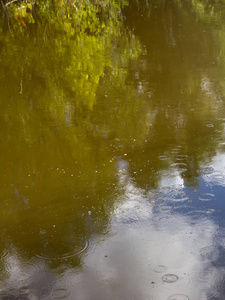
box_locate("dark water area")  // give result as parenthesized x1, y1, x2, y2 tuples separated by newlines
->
(1, 0, 225, 299)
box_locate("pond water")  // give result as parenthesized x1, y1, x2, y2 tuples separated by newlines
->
(1, 0, 225, 299)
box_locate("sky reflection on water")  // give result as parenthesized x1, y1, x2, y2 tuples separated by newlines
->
(67, 161, 225, 300)
(1, 159, 225, 300)
(2, 0, 225, 298)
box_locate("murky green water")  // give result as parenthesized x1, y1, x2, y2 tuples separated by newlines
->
(1, 0, 225, 299)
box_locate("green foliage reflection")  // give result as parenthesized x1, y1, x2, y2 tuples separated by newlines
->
(0, 0, 142, 268)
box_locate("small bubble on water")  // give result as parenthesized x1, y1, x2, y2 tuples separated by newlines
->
(168, 294, 189, 300)
(160, 206, 171, 212)
(158, 155, 168, 160)
(171, 149, 181, 153)
(171, 162, 187, 169)
(199, 193, 215, 201)
(162, 274, 179, 283)
(19, 286, 29, 294)
(176, 155, 188, 161)
(154, 265, 167, 273)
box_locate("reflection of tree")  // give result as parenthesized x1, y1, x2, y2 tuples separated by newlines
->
(1, 0, 225, 285)
(0, 0, 143, 273)
(122, 0, 225, 189)
(1, 0, 126, 34)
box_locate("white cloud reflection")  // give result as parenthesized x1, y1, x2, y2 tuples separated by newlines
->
(2, 159, 225, 300)
(64, 160, 225, 300)
(202, 150, 225, 187)
(159, 169, 184, 190)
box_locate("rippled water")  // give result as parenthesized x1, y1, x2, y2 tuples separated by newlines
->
(1, 0, 225, 299)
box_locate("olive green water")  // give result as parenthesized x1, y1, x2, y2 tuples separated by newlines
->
(1, 0, 225, 299)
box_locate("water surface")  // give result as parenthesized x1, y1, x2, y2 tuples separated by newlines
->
(1, 0, 225, 299)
